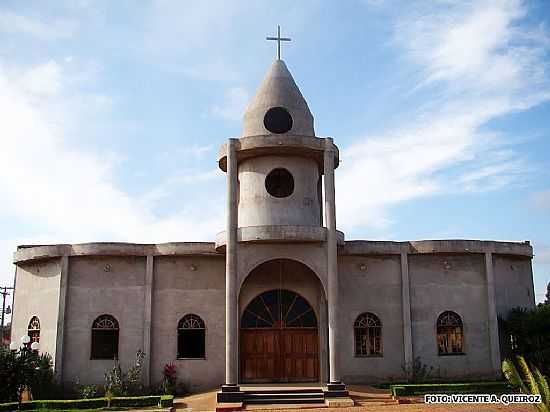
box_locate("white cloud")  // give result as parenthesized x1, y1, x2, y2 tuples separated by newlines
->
(0, 59, 224, 286)
(20, 60, 62, 96)
(337, 0, 550, 234)
(0, 10, 77, 39)
(211, 87, 250, 122)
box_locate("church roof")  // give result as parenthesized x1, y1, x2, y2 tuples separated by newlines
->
(242, 59, 315, 137)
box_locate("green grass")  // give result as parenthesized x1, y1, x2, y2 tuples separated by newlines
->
(389, 381, 513, 397)
(0, 395, 173, 411)
(32, 409, 161, 412)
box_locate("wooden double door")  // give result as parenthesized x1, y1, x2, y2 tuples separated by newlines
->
(240, 289, 319, 382)
(241, 328, 319, 382)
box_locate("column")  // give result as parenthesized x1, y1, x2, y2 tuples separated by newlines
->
(319, 294, 329, 382)
(54, 255, 69, 382)
(324, 138, 341, 385)
(485, 252, 501, 375)
(400, 252, 413, 378)
(142, 255, 154, 386)
(224, 138, 239, 388)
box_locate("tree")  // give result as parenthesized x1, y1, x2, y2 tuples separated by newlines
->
(545, 282, 550, 305)
(503, 305, 550, 375)
(0, 346, 40, 404)
(502, 355, 549, 412)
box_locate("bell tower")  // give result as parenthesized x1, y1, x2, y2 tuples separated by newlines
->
(237, 59, 323, 228)
(217, 29, 346, 402)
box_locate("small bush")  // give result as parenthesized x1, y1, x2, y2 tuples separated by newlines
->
(160, 395, 174, 407)
(104, 350, 146, 397)
(78, 384, 100, 399)
(161, 363, 177, 395)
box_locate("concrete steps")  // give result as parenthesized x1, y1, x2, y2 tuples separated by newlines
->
(242, 388, 325, 405)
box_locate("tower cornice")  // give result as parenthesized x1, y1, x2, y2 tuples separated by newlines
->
(218, 135, 339, 173)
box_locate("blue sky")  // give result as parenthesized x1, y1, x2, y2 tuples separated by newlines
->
(0, 0, 549, 306)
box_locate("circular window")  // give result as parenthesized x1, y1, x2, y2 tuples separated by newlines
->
(263, 107, 293, 134)
(265, 168, 294, 198)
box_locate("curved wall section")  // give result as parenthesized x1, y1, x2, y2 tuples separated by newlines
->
(238, 156, 321, 227)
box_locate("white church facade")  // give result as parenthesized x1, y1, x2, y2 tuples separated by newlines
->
(10, 58, 535, 399)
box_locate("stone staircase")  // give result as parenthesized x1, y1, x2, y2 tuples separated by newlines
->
(242, 388, 325, 405)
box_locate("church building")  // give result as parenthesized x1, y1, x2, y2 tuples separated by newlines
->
(10, 55, 535, 401)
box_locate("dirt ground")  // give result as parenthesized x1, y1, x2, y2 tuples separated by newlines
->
(172, 387, 538, 412)
(257, 405, 536, 412)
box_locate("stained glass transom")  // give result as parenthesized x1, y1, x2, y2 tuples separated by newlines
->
(28, 316, 40, 331)
(241, 289, 317, 329)
(92, 314, 119, 330)
(178, 314, 205, 329)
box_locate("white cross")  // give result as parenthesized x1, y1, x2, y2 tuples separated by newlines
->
(266, 25, 291, 60)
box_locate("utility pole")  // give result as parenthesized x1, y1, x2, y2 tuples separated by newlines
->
(1, 286, 14, 347)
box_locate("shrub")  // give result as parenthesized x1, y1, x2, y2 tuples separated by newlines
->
(0, 395, 174, 411)
(104, 350, 146, 397)
(401, 356, 435, 382)
(502, 305, 550, 375)
(0, 346, 53, 403)
(78, 384, 99, 399)
(162, 363, 177, 395)
(29, 353, 62, 400)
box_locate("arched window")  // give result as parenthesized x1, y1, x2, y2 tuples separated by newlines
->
(437, 311, 464, 355)
(354, 312, 382, 357)
(28, 316, 40, 343)
(91, 314, 119, 359)
(178, 314, 205, 359)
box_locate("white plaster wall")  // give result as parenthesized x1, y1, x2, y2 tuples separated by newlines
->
(237, 243, 327, 296)
(238, 156, 321, 227)
(409, 254, 493, 379)
(338, 255, 405, 382)
(11, 259, 61, 361)
(62, 256, 146, 385)
(493, 255, 535, 316)
(151, 256, 225, 392)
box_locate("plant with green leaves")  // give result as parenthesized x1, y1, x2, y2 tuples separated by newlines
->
(502, 355, 549, 412)
(401, 356, 435, 382)
(104, 350, 146, 397)
(29, 353, 61, 400)
(503, 305, 550, 375)
(161, 363, 177, 395)
(0, 346, 43, 404)
(104, 360, 124, 396)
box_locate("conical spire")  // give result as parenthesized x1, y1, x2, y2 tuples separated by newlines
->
(242, 60, 315, 137)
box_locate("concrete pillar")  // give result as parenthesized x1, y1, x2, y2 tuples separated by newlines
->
(54, 255, 69, 382)
(225, 138, 239, 387)
(485, 252, 501, 375)
(324, 138, 340, 384)
(143, 255, 154, 386)
(400, 252, 413, 377)
(319, 294, 329, 382)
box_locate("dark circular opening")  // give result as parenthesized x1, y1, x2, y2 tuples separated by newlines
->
(263, 107, 293, 134)
(265, 168, 294, 198)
